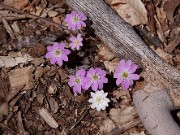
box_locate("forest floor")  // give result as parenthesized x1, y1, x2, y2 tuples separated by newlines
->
(0, 0, 179, 135)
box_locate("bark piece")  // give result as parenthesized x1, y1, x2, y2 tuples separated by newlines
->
(8, 66, 35, 90)
(39, 108, 59, 128)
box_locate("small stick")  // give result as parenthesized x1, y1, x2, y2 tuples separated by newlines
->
(0, 3, 66, 30)
(0, 122, 17, 134)
(69, 107, 90, 131)
(2, 18, 15, 39)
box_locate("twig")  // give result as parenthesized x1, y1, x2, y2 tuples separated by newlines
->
(0, 122, 17, 134)
(2, 18, 15, 39)
(69, 107, 90, 131)
(0, 3, 66, 30)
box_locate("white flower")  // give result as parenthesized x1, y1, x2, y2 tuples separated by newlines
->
(88, 90, 110, 111)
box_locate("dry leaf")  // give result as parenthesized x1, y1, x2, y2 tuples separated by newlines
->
(104, 58, 119, 73)
(110, 107, 137, 126)
(128, 128, 147, 135)
(48, 11, 58, 17)
(98, 44, 116, 62)
(154, 16, 167, 43)
(53, 16, 61, 24)
(151, 46, 173, 65)
(164, 0, 180, 24)
(0, 52, 33, 68)
(8, 66, 35, 90)
(0, 102, 8, 116)
(35, 6, 43, 16)
(3, 0, 29, 10)
(39, 108, 59, 128)
(113, 0, 148, 26)
(156, 7, 169, 34)
(165, 34, 180, 53)
(99, 119, 116, 133)
(49, 97, 59, 113)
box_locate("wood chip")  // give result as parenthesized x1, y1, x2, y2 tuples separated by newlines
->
(39, 108, 59, 128)
(8, 66, 35, 90)
(48, 10, 58, 17)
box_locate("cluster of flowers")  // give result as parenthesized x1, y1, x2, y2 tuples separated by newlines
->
(45, 11, 140, 111)
(45, 11, 87, 66)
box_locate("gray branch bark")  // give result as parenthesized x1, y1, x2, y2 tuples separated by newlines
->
(66, 0, 180, 135)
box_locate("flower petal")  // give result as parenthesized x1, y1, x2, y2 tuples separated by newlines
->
(129, 64, 138, 73)
(121, 79, 130, 90)
(76, 69, 85, 76)
(116, 78, 122, 86)
(130, 74, 140, 80)
(92, 83, 98, 91)
(125, 60, 132, 70)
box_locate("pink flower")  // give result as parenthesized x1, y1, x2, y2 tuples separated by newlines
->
(69, 34, 83, 50)
(86, 68, 108, 91)
(114, 59, 140, 90)
(68, 69, 90, 94)
(45, 42, 71, 66)
(64, 11, 87, 31)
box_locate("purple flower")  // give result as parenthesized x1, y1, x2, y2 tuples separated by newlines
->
(114, 59, 140, 90)
(64, 11, 87, 31)
(86, 68, 108, 91)
(69, 34, 83, 50)
(68, 69, 90, 94)
(45, 42, 71, 66)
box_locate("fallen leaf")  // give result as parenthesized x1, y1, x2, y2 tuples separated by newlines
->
(156, 7, 169, 34)
(0, 102, 8, 116)
(98, 44, 116, 62)
(8, 66, 35, 90)
(110, 107, 137, 126)
(53, 15, 61, 24)
(165, 34, 180, 53)
(0, 52, 33, 68)
(128, 128, 147, 135)
(48, 11, 58, 17)
(104, 58, 119, 73)
(49, 97, 59, 113)
(113, 0, 148, 26)
(164, 0, 180, 24)
(3, 0, 29, 10)
(154, 16, 167, 43)
(151, 46, 173, 65)
(99, 119, 116, 133)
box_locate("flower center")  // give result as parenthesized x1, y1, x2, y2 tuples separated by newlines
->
(92, 74, 99, 81)
(54, 50, 61, 55)
(74, 39, 80, 45)
(75, 77, 80, 84)
(73, 17, 79, 22)
(122, 71, 129, 78)
(96, 97, 102, 104)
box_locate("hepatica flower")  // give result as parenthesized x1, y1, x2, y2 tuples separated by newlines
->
(69, 34, 83, 50)
(45, 42, 71, 66)
(88, 90, 110, 111)
(114, 59, 140, 90)
(68, 69, 90, 94)
(86, 68, 108, 91)
(64, 11, 87, 31)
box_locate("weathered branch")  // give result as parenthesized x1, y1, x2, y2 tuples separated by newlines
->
(66, 0, 180, 135)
